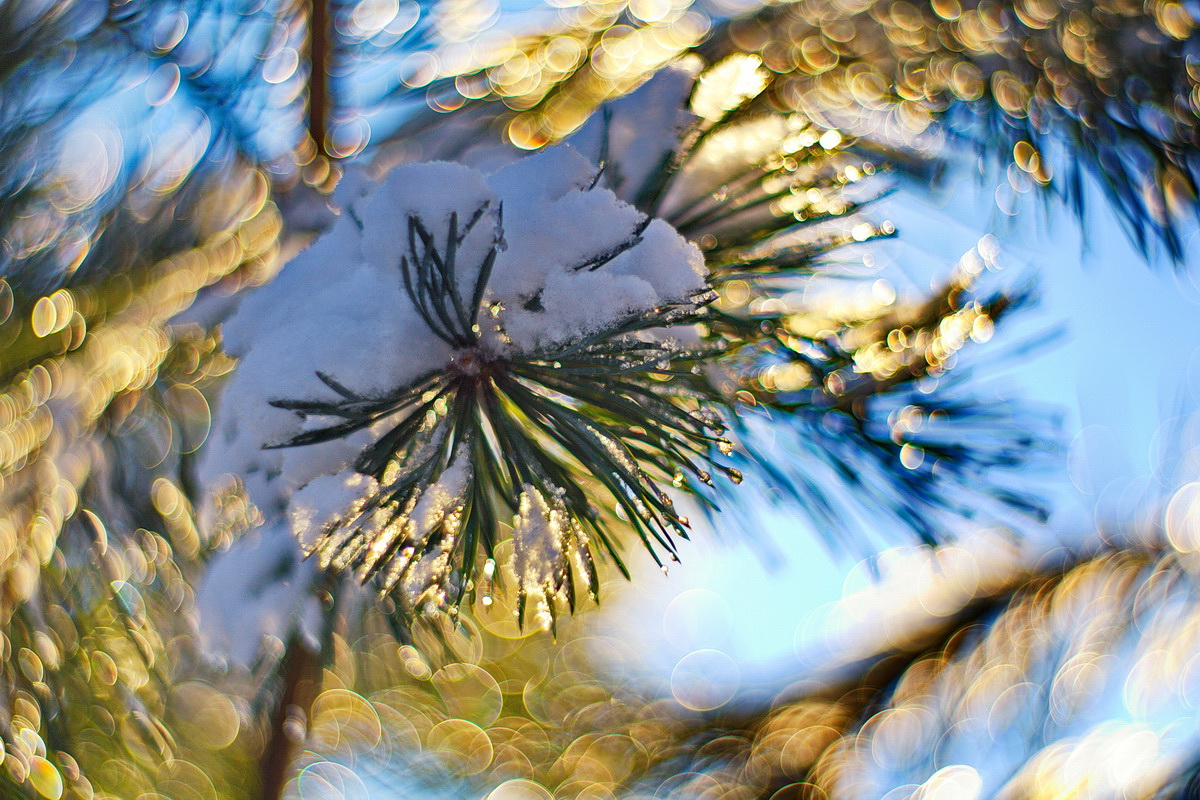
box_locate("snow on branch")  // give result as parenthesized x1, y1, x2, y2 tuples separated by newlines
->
(200, 145, 741, 629)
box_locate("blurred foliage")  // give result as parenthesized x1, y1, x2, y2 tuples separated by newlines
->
(417, 0, 1200, 257)
(0, 203, 275, 797)
(0, 11, 291, 794)
(247, 529, 1200, 799)
(0, 0, 1197, 797)
(698, 0, 1200, 259)
(0, 0, 304, 294)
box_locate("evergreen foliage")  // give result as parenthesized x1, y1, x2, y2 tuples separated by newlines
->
(0, 0, 1196, 798)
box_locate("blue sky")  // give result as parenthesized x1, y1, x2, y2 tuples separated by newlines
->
(597, 153, 1200, 697)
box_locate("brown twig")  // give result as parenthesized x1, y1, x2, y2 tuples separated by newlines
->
(258, 634, 322, 800)
(307, 0, 331, 159)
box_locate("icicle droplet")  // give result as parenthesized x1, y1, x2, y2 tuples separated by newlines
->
(481, 595, 493, 606)
(698, 470, 712, 485)
(483, 558, 496, 577)
(660, 565, 669, 575)
(727, 468, 744, 484)
(672, 473, 684, 487)
(553, 361, 561, 369)
(718, 439, 733, 456)
(678, 516, 690, 527)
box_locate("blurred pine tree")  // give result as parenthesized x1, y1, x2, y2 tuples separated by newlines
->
(0, 0, 1197, 798)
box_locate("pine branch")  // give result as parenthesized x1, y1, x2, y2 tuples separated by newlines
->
(266, 200, 735, 626)
(697, 0, 1200, 260)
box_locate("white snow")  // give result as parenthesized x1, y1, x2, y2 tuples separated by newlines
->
(195, 520, 323, 668)
(512, 485, 567, 589)
(405, 449, 473, 541)
(289, 472, 376, 550)
(568, 60, 700, 204)
(481, 146, 706, 354)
